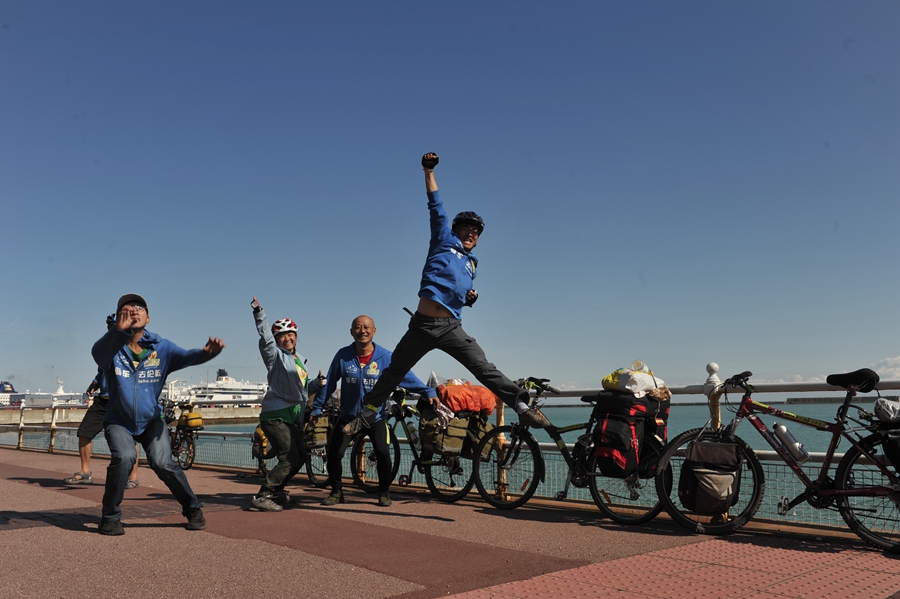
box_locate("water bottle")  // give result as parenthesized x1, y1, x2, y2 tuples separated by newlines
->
(773, 423, 809, 464)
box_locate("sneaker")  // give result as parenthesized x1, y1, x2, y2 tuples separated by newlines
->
(519, 407, 550, 429)
(321, 490, 344, 506)
(99, 519, 124, 536)
(271, 490, 293, 506)
(250, 495, 283, 512)
(377, 491, 392, 507)
(185, 508, 206, 530)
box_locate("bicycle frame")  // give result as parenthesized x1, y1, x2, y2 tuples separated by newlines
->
(723, 388, 899, 508)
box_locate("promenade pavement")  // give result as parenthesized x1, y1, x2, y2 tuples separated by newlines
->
(2, 447, 900, 599)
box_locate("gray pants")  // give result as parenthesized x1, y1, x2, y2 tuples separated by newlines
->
(364, 312, 527, 410)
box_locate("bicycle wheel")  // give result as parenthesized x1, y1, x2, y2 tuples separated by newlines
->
(350, 427, 400, 494)
(590, 435, 667, 525)
(835, 433, 900, 553)
(305, 445, 329, 488)
(174, 433, 196, 470)
(655, 428, 764, 534)
(424, 451, 476, 503)
(473, 425, 542, 509)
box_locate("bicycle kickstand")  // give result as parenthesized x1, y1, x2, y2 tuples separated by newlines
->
(555, 472, 573, 501)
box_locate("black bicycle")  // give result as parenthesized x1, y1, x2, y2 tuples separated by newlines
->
(162, 399, 201, 470)
(350, 390, 482, 502)
(472, 377, 670, 524)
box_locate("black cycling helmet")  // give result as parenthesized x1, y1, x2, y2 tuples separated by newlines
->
(452, 211, 485, 235)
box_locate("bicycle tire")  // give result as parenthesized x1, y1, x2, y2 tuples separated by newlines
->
(655, 427, 764, 534)
(835, 433, 900, 553)
(424, 451, 476, 503)
(590, 435, 667, 525)
(350, 427, 400, 494)
(473, 425, 541, 509)
(175, 433, 196, 470)
(305, 445, 329, 488)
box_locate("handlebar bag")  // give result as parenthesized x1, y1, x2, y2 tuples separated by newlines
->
(678, 440, 743, 515)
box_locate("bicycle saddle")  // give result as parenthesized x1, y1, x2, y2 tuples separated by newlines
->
(826, 368, 879, 393)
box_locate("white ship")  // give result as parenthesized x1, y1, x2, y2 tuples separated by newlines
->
(7, 378, 86, 407)
(184, 369, 267, 406)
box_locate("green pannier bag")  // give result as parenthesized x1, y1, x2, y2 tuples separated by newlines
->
(304, 414, 330, 448)
(419, 403, 468, 456)
(461, 419, 495, 460)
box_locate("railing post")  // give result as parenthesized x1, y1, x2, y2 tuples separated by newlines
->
(17, 404, 26, 449)
(705, 362, 722, 429)
(49, 403, 59, 453)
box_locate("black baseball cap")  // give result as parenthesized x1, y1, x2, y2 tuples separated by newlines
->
(117, 293, 148, 313)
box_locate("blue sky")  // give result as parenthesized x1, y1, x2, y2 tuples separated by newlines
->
(2, 1, 898, 395)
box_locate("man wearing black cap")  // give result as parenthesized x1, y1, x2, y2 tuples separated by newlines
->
(91, 293, 225, 535)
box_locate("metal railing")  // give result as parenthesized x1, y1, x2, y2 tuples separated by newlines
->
(3, 362, 899, 531)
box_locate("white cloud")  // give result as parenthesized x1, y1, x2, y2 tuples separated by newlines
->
(872, 357, 900, 380)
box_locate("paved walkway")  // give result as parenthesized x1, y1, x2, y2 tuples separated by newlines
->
(2, 447, 899, 599)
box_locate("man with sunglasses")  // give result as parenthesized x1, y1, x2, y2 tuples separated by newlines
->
(345, 153, 548, 437)
(91, 293, 225, 535)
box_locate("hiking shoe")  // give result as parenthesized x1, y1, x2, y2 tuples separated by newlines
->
(519, 407, 550, 429)
(250, 495, 283, 512)
(321, 490, 344, 506)
(377, 491, 392, 507)
(271, 490, 293, 505)
(99, 519, 124, 536)
(185, 508, 206, 530)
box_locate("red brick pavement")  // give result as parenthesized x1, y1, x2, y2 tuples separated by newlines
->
(3, 447, 900, 599)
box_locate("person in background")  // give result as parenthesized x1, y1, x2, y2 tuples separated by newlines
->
(92, 293, 224, 535)
(249, 296, 325, 512)
(311, 315, 436, 507)
(344, 153, 547, 438)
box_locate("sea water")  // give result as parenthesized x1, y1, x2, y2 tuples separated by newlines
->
(203, 401, 863, 454)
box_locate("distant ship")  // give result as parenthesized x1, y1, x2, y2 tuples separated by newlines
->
(183, 369, 267, 406)
(0, 378, 84, 407)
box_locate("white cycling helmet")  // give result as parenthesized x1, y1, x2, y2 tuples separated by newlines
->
(271, 318, 298, 335)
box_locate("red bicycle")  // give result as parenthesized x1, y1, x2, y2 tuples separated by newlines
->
(655, 369, 900, 552)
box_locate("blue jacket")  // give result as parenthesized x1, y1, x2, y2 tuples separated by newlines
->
(418, 190, 477, 319)
(254, 307, 309, 418)
(92, 328, 215, 435)
(310, 343, 435, 423)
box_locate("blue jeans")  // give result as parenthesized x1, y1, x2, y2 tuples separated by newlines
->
(102, 417, 200, 522)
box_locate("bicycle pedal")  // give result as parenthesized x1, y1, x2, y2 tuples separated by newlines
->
(777, 496, 790, 516)
(554, 491, 568, 501)
(398, 475, 410, 487)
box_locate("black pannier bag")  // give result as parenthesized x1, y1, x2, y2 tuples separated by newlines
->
(880, 429, 900, 472)
(678, 440, 743, 515)
(586, 391, 670, 479)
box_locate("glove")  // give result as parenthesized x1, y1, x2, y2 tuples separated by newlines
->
(421, 153, 439, 170)
(464, 290, 478, 307)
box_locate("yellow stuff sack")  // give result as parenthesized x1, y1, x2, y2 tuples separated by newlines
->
(178, 410, 204, 429)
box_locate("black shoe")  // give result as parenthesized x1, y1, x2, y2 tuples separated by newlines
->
(186, 508, 207, 530)
(321, 490, 344, 506)
(377, 491, 392, 507)
(99, 519, 124, 536)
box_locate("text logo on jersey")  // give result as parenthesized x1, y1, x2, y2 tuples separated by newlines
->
(366, 362, 380, 377)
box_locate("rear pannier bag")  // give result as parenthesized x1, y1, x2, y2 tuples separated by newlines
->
(586, 391, 670, 479)
(419, 403, 468, 456)
(880, 429, 900, 473)
(593, 414, 644, 478)
(678, 440, 743, 515)
(461, 419, 495, 461)
(304, 414, 330, 448)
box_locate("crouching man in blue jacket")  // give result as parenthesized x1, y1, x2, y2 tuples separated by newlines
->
(92, 294, 224, 535)
(311, 315, 435, 507)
